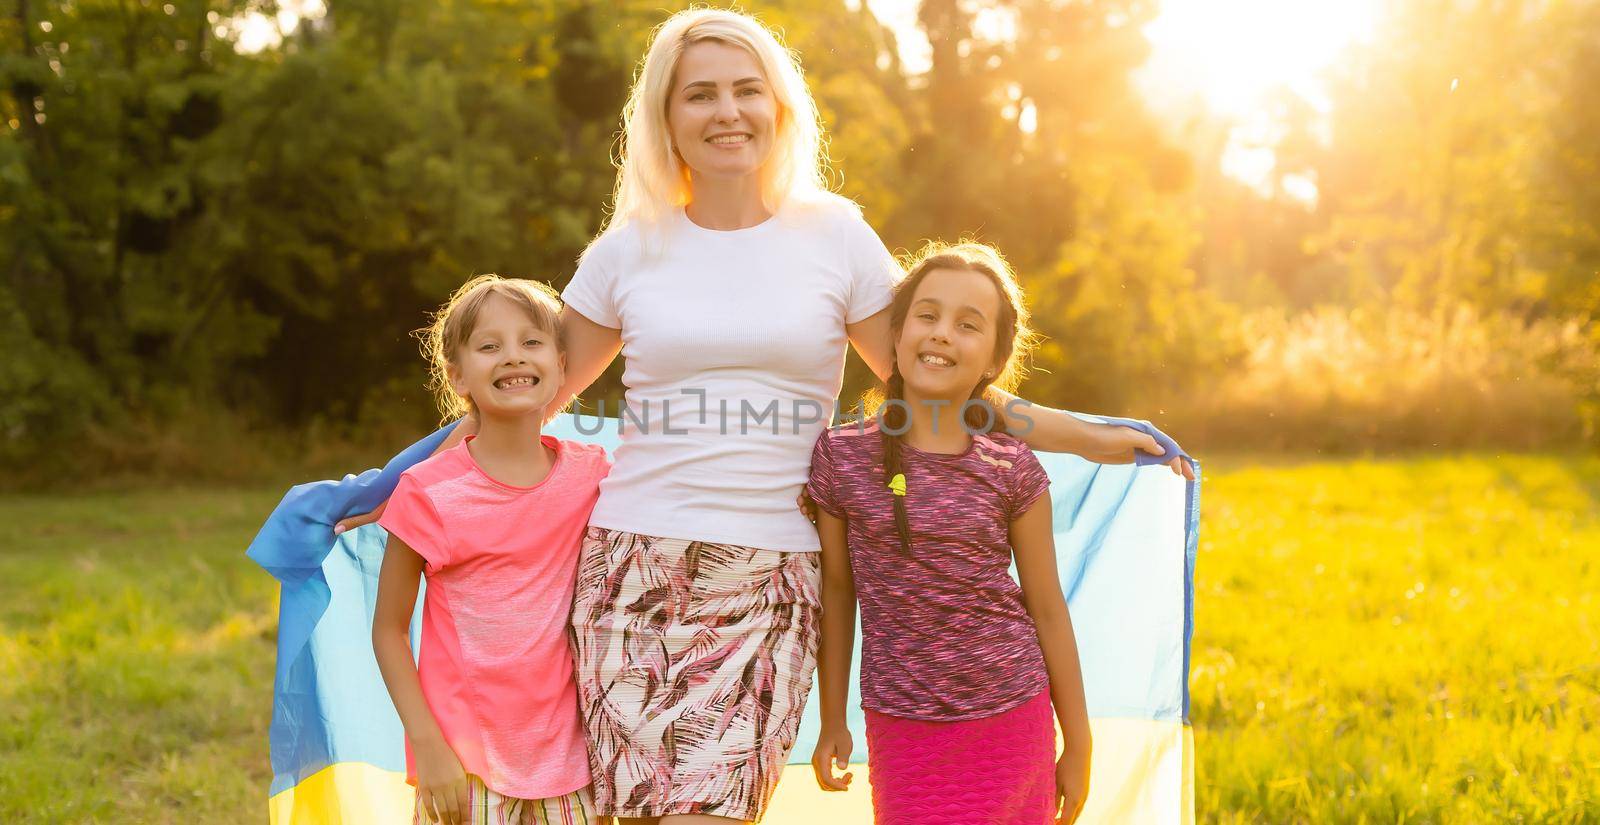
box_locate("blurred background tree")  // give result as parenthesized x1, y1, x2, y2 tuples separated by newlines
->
(2, 0, 1596, 482)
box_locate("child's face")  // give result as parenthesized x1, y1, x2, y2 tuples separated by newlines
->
(448, 295, 565, 421)
(895, 268, 1003, 403)
(667, 41, 778, 185)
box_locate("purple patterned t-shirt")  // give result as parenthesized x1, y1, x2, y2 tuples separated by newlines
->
(805, 420, 1054, 721)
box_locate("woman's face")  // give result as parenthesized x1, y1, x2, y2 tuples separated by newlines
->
(895, 268, 1004, 403)
(667, 40, 779, 186)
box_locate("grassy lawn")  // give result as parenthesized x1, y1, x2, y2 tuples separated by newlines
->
(0, 488, 283, 822)
(1, 455, 1596, 822)
(1193, 454, 1600, 822)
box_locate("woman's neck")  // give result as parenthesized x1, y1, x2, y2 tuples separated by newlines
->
(466, 411, 553, 487)
(899, 385, 973, 455)
(684, 174, 770, 230)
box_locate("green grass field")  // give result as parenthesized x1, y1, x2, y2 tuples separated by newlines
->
(1, 455, 1596, 823)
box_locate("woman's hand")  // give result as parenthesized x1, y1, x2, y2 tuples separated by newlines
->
(334, 414, 479, 535)
(1054, 744, 1091, 824)
(810, 725, 854, 791)
(978, 386, 1196, 480)
(413, 736, 472, 824)
(1099, 425, 1195, 481)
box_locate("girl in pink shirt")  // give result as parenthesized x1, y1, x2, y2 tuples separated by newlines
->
(372, 275, 611, 825)
(806, 243, 1093, 824)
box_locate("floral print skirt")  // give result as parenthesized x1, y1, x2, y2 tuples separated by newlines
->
(570, 528, 821, 821)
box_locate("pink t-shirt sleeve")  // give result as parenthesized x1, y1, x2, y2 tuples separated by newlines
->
(805, 430, 847, 519)
(1006, 443, 1053, 522)
(378, 473, 453, 569)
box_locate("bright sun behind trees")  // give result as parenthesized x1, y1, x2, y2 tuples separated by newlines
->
(1, 0, 1597, 480)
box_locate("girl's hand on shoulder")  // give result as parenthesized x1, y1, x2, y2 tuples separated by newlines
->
(334, 499, 386, 536)
(1054, 745, 1091, 824)
(413, 737, 471, 824)
(334, 414, 479, 535)
(810, 726, 854, 791)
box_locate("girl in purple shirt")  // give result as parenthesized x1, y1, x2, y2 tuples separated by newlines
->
(805, 242, 1092, 824)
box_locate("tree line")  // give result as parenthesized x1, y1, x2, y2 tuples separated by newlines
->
(3, 0, 1596, 477)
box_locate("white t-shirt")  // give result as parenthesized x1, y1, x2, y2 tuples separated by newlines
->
(561, 201, 899, 552)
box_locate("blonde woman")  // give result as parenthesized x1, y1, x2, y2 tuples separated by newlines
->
(343, 8, 1189, 824)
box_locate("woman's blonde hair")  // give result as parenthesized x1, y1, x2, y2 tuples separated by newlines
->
(607, 7, 832, 227)
(418, 274, 563, 422)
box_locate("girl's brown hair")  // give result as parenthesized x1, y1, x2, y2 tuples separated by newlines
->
(418, 274, 563, 422)
(878, 241, 1040, 554)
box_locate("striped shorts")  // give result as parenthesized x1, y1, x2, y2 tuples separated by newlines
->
(412, 776, 599, 825)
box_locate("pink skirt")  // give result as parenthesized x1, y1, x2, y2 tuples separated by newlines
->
(864, 689, 1057, 825)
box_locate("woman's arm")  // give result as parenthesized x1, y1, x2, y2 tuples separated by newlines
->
(810, 509, 857, 792)
(845, 308, 1194, 480)
(1011, 495, 1091, 824)
(547, 305, 624, 418)
(991, 388, 1195, 480)
(372, 537, 470, 824)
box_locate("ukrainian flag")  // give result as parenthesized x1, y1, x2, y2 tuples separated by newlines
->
(249, 413, 1198, 823)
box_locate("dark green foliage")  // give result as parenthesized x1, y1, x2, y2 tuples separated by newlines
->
(2, 0, 1596, 477)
